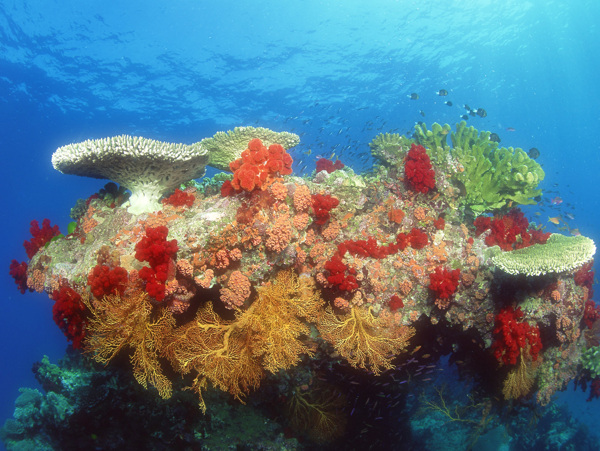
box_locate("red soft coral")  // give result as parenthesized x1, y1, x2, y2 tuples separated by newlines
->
(312, 194, 340, 225)
(9, 260, 29, 294)
(24, 219, 61, 259)
(429, 266, 461, 299)
(388, 294, 404, 311)
(491, 306, 542, 366)
(574, 261, 594, 298)
(324, 255, 359, 291)
(88, 265, 129, 298)
(408, 228, 429, 250)
(52, 285, 86, 349)
(228, 139, 293, 193)
(474, 209, 550, 251)
(316, 158, 345, 174)
(404, 143, 435, 194)
(135, 226, 178, 301)
(162, 188, 195, 208)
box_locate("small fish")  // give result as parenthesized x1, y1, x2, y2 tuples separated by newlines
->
(476, 108, 487, 118)
(409, 93, 419, 100)
(437, 89, 448, 96)
(464, 104, 472, 111)
(461, 114, 469, 120)
(565, 213, 575, 220)
(506, 127, 516, 132)
(528, 147, 540, 159)
(304, 149, 312, 156)
(445, 101, 453, 106)
(534, 212, 542, 216)
(570, 228, 581, 236)
(548, 216, 561, 225)
(550, 196, 563, 205)
(419, 110, 426, 117)
(489, 133, 501, 143)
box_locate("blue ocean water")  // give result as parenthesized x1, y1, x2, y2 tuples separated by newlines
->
(1, 0, 599, 449)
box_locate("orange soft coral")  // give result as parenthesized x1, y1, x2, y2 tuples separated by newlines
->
(229, 138, 293, 193)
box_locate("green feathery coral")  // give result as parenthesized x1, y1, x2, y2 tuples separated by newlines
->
(200, 126, 300, 171)
(582, 346, 600, 378)
(492, 234, 596, 276)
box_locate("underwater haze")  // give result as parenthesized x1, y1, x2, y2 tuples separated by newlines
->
(2, 1, 600, 450)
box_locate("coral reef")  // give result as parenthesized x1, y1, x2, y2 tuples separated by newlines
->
(6, 121, 600, 449)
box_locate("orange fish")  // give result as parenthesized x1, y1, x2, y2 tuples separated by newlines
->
(548, 216, 561, 225)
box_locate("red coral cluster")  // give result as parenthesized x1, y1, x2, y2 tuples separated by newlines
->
(574, 261, 594, 297)
(337, 237, 398, 259)
(88, 265, 129, 299)
(404, 143, 435, 194)
(491, 306, 543, 366)
(9, 260, 29, 294)
(395, 228, 429, 251)
(324, 255, 359, 291)
(226, 138, 293, 193)
(312, 194, 340, 225)
(335, 227, 429, 261)
(583, 300, 600, 329)
(162, 188, 195, 208)
(316, 158, 344, 174)
(474, 209, 550, 251)
(388, 294, 404, 311)
(429, 266, 461, 299)
(135, 226, 178, 302)
(24, 219, 61, 259)
(52, 285, 86, 349)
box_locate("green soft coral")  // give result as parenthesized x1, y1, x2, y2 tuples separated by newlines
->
(450, 121, 544, 214)
(414, 122, 452, 165)
(368, 132, 413, 166)
(582, 346, 600, 378)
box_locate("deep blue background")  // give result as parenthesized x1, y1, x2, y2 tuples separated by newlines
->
(1, 0, 599, 442)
